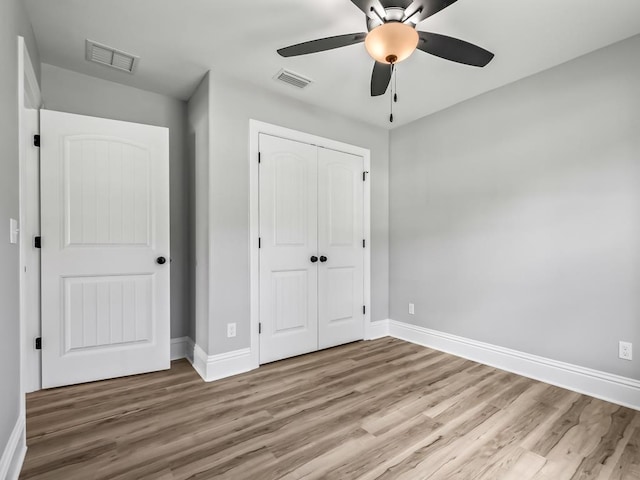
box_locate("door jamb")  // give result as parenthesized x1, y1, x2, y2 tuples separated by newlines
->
(248, 120, 372, 369)
(18, 36, 42, 397)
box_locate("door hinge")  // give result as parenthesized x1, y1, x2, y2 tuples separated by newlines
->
(363, 171, 366, 182)
(258, 152, 261, 163)
(363, 239, 366, 248)
(33, 135, 40, 147)
(35, 337, 42, 350)
(34, 236, 41, 249)
(259, 323, 262, 334)
(258, 237, 261, 248)
(363, 305, 366, 315)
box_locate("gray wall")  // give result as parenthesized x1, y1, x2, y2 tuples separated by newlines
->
(41, 64, 191, 339)
(187, 73, 210, 350)
(205, 70, 390, 354)
(390, 35, 640, 379)
(0, 0, 40, 461)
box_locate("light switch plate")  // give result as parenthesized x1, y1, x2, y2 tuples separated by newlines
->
(9, 218, 19, 244)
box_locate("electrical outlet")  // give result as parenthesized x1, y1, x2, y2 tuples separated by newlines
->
(408, 303, 415, 315)
(227, 323, 237, 338)
(619, 341, 632, 361)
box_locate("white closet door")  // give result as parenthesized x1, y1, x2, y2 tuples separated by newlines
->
(40, 110, 170, 388)
(259, 134, 319, 364)
(318, 148, 365, 349)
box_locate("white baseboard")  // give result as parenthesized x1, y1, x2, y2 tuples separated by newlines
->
(192, 345, 255, 382)
(387, 320, 640, 411)
(365, 319, 390, 340)
(171, 337, 195, 362)
(0, 414, 26, 480)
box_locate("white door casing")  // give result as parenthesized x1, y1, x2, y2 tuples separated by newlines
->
(20, 108, 41, 392)
(19, 35, 42, 396)
(318, 147, 364, 349)
(259, 134, 319, 364)
(258, 132, 365, 364)
(40, 110, 170, 388)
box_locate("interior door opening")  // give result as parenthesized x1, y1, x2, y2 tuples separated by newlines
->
(258, 133, 365, 364)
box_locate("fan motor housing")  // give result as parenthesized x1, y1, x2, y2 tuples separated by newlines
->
(367, 7, 411, 31)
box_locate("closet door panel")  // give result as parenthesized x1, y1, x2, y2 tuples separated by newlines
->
(259, 134, 318, 364)
(318, 148, 365, 349)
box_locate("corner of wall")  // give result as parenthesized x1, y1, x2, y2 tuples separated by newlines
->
(187, 71, 212, 356)
(192, 344, 255, 383)
(0, 414, 26, 480)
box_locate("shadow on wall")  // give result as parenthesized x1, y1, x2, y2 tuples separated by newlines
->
(188, 130, 197, 341)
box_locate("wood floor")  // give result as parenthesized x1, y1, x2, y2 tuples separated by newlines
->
(21, 338, 640, 480)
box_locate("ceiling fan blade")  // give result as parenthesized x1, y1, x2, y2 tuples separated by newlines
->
(278, 33, 367, 57)
(371, 61, 392, 96)
(351, 0, 386, 21)
(417, 31, 494, 67)
(404, 0, 459, 23)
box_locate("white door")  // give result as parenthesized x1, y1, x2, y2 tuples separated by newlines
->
(259, 134, 364, 364)
(259, 134, 318, 364)
(40, 110, 170, 389)
(318, 148, 364, 349)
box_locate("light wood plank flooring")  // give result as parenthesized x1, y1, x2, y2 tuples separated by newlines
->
(21, 338, 640, 479)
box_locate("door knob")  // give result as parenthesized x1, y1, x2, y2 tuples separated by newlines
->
(310, 256, 318, 263)
(156, 256, 167, 265)
(320, 256, 328, 263)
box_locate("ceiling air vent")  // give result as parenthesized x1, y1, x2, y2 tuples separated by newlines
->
(85, 39, 139, 74)
(274, 69, 313, 89)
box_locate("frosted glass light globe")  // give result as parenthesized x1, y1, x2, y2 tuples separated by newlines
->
(365, 22, 419, 64)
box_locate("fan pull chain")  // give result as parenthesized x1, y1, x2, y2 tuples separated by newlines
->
(394, 64, 398, 103)
(389, 63, 395, 123)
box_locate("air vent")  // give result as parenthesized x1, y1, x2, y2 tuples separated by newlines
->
(274, 69, 313, 89)
(85, 40, 139, 74)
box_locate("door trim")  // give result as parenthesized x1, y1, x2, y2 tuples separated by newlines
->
(18, 35, 42, 397)
(249, 120, 371, 369)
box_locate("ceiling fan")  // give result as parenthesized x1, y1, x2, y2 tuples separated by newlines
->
(277, 0, 494, 98)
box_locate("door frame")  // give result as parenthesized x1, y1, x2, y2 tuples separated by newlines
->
(249, 120, 372, 368)
(18, 35, 42, 397)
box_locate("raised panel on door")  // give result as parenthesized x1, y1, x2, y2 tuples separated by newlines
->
(259, 134, 318, 364)
(318, 147, 364, 349)
(63, 275, 153, 351)
(66, 138, 151, 246)
(41, 110, 170, 388)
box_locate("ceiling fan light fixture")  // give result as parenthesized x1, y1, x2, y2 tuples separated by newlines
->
(364, 22, 419, 64)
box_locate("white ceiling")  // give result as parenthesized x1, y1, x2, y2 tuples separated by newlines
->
(24, 0, 640, 129)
